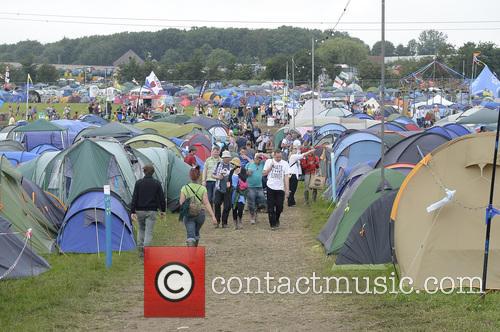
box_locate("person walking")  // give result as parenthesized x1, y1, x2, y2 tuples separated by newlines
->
(245, 153, 266, 224)
(179, 166, 217, 246)
(263, 150, 290, 230)
(229, 157, 247, 230)
(202, 146, 221, 206)
(301, 145, 320, 204)
(287, 146, 315, 207)
(212, 150, 233, 228)
(131, 164, 166, 257)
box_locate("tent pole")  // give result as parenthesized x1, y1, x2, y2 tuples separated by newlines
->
(379, 0, 386, 186)
(481, 105, 500, 299)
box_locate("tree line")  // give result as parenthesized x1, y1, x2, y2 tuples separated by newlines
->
(0, 27, 498, 86)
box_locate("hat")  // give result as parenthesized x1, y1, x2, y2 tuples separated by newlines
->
(222, 151, 232, 158)
(230, 157, 241, 167)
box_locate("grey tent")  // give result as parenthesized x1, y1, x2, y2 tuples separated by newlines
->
(376, 132, 450, 167)
(0, 140, 25, 151)
(79, 122, 143, 142)
(0, 216, 51, 279)
(21, 178, 65, 229)
(336, 191, 398, 265)
(457, 107, 498, 125)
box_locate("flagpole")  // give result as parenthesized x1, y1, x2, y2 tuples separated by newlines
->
(379, 0, 386, 187)
(26, 74, 29, 121)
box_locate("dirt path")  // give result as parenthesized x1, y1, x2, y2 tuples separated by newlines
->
(93, 201, 353, 331)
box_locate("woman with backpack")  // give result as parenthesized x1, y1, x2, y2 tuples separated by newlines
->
(179, 166, 217, 246)
(229, 157, 248, 230)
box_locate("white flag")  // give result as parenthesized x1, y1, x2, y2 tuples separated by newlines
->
(145, 71, 163, 95)
(333, 76, 345, 89)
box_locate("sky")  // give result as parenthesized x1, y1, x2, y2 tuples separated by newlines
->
(0, 0, 499, 48)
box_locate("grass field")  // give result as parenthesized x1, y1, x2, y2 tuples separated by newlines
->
(0, 212, 186, 331)
(305, 197, 500, 331)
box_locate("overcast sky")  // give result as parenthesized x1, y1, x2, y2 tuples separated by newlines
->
(1, 0, 499, 48)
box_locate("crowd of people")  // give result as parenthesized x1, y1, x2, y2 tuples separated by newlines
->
(131, 125, 324, 254)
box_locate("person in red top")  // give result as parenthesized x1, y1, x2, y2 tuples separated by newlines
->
(184, 147, 198, 166)
(300, 143, 320, 204)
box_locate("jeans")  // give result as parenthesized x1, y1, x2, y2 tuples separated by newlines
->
(288, 174, 299, 206)
(232, 202, 244, 221)
(247, 187, 267, 215)
(136, 210, 157, 248)
(206, 181, 216, 205)
(267, 188, 284, 227)
(303, 173, 318, 203)
(214, 189, 231, 226)
(183, 212, 205, 242)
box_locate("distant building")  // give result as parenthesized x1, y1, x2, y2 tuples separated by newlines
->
(112, 50, 145, 67)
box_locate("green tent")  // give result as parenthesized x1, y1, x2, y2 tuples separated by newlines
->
(78, 122, 143, 142)
(134, 147, 190, 211)
(124, 134, 183, 158)
(18, 151, 59, 185)
(135, 121, 203, 138)
(41, 139, 137, 205)
(0, 156, 57, 253)
(153, 114, 190, 124)
(13, 119, 65, 133)
(319, 168, 405, 254)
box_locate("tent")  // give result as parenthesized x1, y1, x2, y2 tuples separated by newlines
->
(13, 119, 68, 151)
(41, 139, 137, 205)
(376, 132, 451, 167)
(0, 156, 57, 253)
(124, 134, 183, 158)
(442, 123, 470, 137)
(470, 65, 500, 97)
(317, 169, 405, 255)
(385, 163, 415, 175)
(0, 140, 25, 151)
(153, 114, 190, 124)
(457, 108, 499, 125)
(135, 121, 204, 138)
(134, 147, 190, 211)
(29, 144, 59, 154)
(392, 133, 500, 290)
(79, 122, 143, 142)
(320, 108, 352, 118)
(332, 131, 382, 188)
(185, 116, 225, 129)
(52, 120, 94, 145)
(18, 151, 59, 186)
(315, 123, 347, 143)
(208, 125, 228, 139)
(79, 114, 109, 126)
(366, 122, 407, 132)
(0, 151, 38, 166)
(335, 162, 374, 202)
(57, 190, 135, 253)
(21, 178, 65, 229)
(336, 190, 398, 265)
(0, 216, 51, 279)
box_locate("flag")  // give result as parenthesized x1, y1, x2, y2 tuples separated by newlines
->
(4, 66, 9, 83)
(145, 71, 163, 95)
(333, 76, 345, 89)
(473, 51, 481, 64)
(27, 73, 33, 84)
(199, 80, 209, 98)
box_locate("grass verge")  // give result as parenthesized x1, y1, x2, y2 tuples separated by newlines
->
(0, 212, 186, 331)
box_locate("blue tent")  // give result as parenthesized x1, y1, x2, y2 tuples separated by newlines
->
(29, 144, 60, 154)
(332, 131, 382, 188)
(52, 120, 94, 145)
(348, 113, 374, 120)
(0, 151, 39, 166)
(366, 122, 406, 132)
(425, 126, 453, 139)
(471, 66, 500, 97)
(316, 123, 347, 141)
(442, 123, 470, 137)
(57, 190, 136, 253)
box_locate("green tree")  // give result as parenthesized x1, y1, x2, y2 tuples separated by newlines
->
(206, 49, 236, 79)
(316, 37, 369, 78)
(263, 54, 288, 80)
(358, 59, 381, 80)
(417, 30, 450, 55)
(118, 58, 143, 82)
(371, 41, 395, 56)
(36, 63, 59, 83)
(395, 44, 410, 56)
(231, 64, 254, 80)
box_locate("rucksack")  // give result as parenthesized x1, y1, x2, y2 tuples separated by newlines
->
(238, 177, 248, 192)
(183, 184, 203, 217)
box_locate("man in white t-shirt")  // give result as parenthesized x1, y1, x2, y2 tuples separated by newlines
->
(263, 149, 290, 230)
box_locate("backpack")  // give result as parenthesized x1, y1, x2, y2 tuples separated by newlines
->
(182, 184, 203, 218)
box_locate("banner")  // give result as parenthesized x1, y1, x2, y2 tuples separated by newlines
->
(199, 80, 209, 98)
